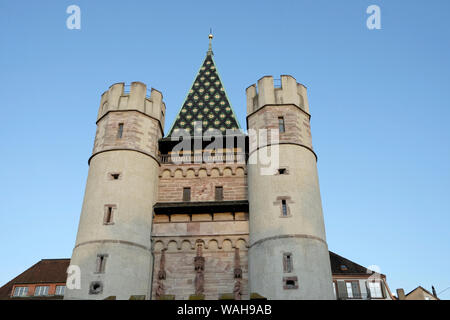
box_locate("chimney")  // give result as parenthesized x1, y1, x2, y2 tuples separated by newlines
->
(432, 286, 437, 298)
(396, 288, 406, 300)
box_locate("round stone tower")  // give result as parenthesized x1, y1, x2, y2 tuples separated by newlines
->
(65, 82, 165, 300)
(246, 75, 334, 299)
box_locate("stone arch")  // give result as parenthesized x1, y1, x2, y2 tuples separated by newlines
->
(186, 168, 196, 178)
(181, 239, 193, 251)
(198, 168, 208, 178)
(236, 238, 248, 250)
(223, 167, 233, 176)
(167, 240, 178, 252)
(161, 169, 172, 179)
(207, 239, 219, 250)
(174, 169, 183, 178)
(210, 168, 220, 177)
(222, 239, 233, 250)
(154, 240, 165, 252)
(235, 167, 245, 176)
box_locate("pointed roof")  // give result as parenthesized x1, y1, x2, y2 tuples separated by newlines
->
(167, 35, 241, 137)
(404, 286, 439, 300)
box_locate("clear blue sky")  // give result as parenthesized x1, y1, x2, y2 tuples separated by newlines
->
(1, 0, 449, 298)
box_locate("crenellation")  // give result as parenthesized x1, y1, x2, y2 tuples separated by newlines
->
(96, 82, 166, 130)
(246, 75, 310, 115)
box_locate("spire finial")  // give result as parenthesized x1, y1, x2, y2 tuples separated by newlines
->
(208, 28, 214, 55)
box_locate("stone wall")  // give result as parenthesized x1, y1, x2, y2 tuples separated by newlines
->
(247, 104, 312, 151)
(158, 163, 247, 202)
(93, 111, 161, 158)
(151, 242, 248, 300)
(152, 220, 249, 300)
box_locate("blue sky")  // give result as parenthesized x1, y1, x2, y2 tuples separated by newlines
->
(0, 0, 449, 298)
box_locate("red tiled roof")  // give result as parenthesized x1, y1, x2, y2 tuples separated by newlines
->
(0, 259, 69, 299)
(329, 251, 373, 275)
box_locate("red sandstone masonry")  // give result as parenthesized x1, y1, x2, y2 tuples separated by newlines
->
(158, 163, 248, 202)
(93, 111, 161, 157)
(248, 105, 313, 150)
(152, 248, 249, 300)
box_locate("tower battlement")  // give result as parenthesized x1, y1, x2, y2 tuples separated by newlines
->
(246, 75, 309, 115)
(97, 81, 166, 129)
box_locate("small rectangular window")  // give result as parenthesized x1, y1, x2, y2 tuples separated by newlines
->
(117, 123, 124, 139)
(55, 285, 65, 296)
(96, 254, 108, 273)
(104, 206, 114, 224)
(283, 253, 293, 273)
(281, 200, 288, 216)
(13, 286, 28, 297)
(278, 117, 285, 133)
(278, 168, 287, 175)
(215, 186, 223, 201)
(333, 281, 337, 299)
(34, 286, 49, 296)
(183, 187, 191, 202)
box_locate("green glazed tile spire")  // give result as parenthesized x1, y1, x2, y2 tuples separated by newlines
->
(167, 34, 241, 137)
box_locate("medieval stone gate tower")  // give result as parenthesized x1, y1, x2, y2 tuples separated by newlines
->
(65, 36, 334, 300)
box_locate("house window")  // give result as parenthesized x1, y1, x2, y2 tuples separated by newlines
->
(183, 187, 191, 202)
(215, 186, 223, 201)
(283, 253, 293, 273)
(346, 281, 361, 299)
(368, 281, 383, 298)
(278, 168, 287, 175)
(96, 254, 108, 273)
(278, 117, 285, 133)
(34, 286, 49, 296)
(281, 200, 288, 216)
(104, 205, 115, 225)
(117, 123, 124, 139)
(333, 281, 337, 299)
(13, 286, 28, 297)
(55, 285, 65, 296)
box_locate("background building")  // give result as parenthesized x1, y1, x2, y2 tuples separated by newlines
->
(1, 253, 393, 300)
(395, 287, 439, 300)
(0, 259, 68, 300)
